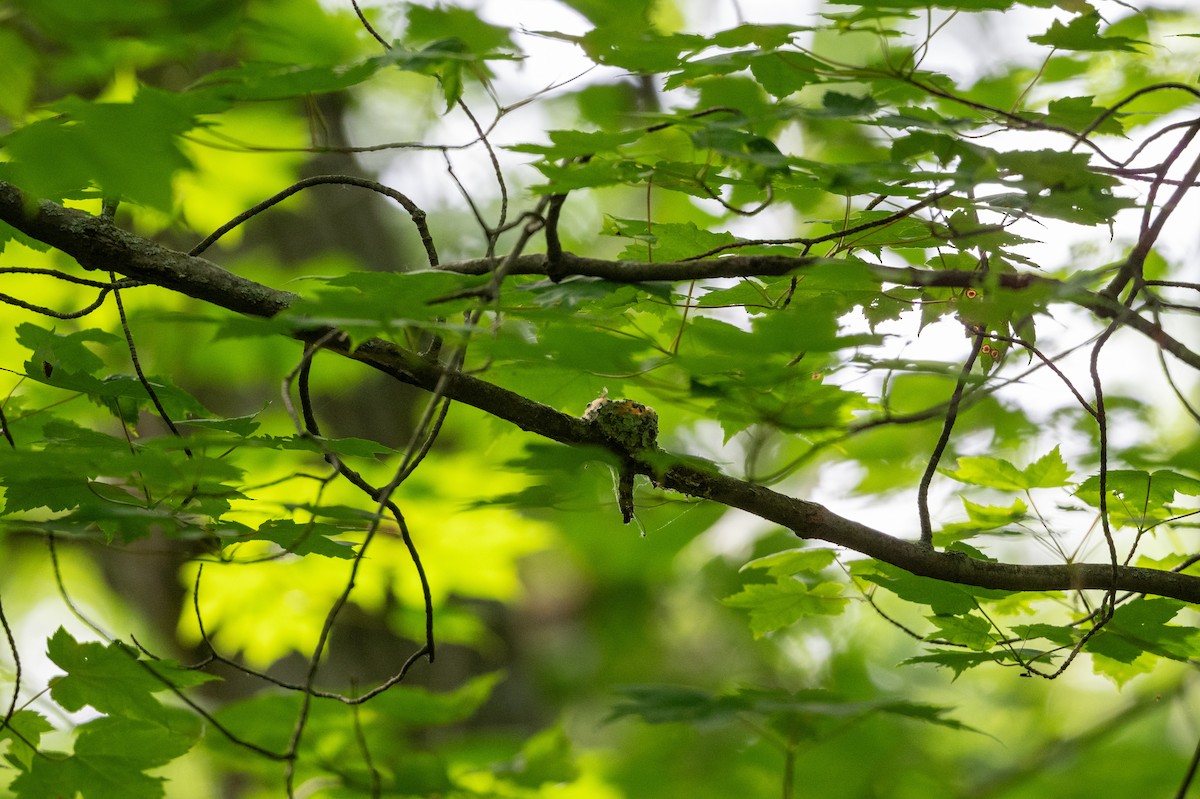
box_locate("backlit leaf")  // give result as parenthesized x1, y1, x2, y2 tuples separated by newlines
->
(723, 579, 848, 636)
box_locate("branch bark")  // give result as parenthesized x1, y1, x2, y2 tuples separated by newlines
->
(3, 179, 1199, 603)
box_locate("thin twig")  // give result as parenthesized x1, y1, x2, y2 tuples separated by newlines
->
(1173, 728, 1200, 799)
(190, 175, 438, 268)
(918, 331, 985, 546)
(457, 98, 508, 251)
(110, 271, 192, 458)
(350, 0, 390, 50)
(0, 594, 20, 732)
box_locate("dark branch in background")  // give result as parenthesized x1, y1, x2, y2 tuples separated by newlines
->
(3, 182, 1200, 603)
(347, 0, 506, 262)
(350, 696, 382, 798)
(700, 326, 1099, 486)
(1148, 305, 1200, 425)
(1077, 84, 1200, 145)
(985, 331, 1099, 420)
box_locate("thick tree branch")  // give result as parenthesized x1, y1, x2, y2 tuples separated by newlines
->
(0, 182, 297, 317)
(3, 180, 1200, 603)
(3, 181, 1193, 368)
(349, 343, 1200, 603)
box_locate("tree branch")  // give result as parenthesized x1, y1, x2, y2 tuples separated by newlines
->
(0, 182, 297, 317)
(3, 180, 1200, 603)
(440, 253, 1200, 371)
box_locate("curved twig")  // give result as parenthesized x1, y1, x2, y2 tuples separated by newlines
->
(189, 174, 439, 268)
(918, 330, 985, 546)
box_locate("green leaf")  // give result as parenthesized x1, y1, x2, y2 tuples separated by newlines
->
(941, 455, 1028, 491)
(853, 561, 1013, 615)
(1023, 446, 1074, 488)
(749, 51, 825, 98)
(741, 547, 839, 577)
(607, 684, 744, 725)
(578, 29, 707, 73)
(1076, 469, 1200, 526)
(723, 578, 848, 637)
(0, 710, 54, 770)
(12, 712, 201, 799)
(820, 91, 879, 116)
(246, 519, 358, 559)
(286, 270, 483, 336)
(993, 148, 1131, 224)
(179, 413, 262, 438)
(47, 628, 218, 721)
(936, 497, 1030, 545)
(963, 497, 1029, 528)
(16, 322, 116, 378)
(901, 650, 997, 678)
(927, 613, 995, 651)
(193, 59, 381, 102)
(607, 219, 741, 262)
(516, 276, 668, 312)
(3, 88, 221, 208)
(1029, 11, 1142, 52)
(1044, 96, 1125, 136)
(1085, 598, 1200, 665)
(257, 433, 398, 458)
(405, 5, 518, 55)
(508, 129, 644, 159)
(368, 670, 503, 726)
(1008, 622, 1077, 649)
(664, 51, 753, 90)
(943, 446, 1072, 491)
(608, 684, 975, 734)
(496, 726, 580, 787)
(529, 156, 651, 192)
